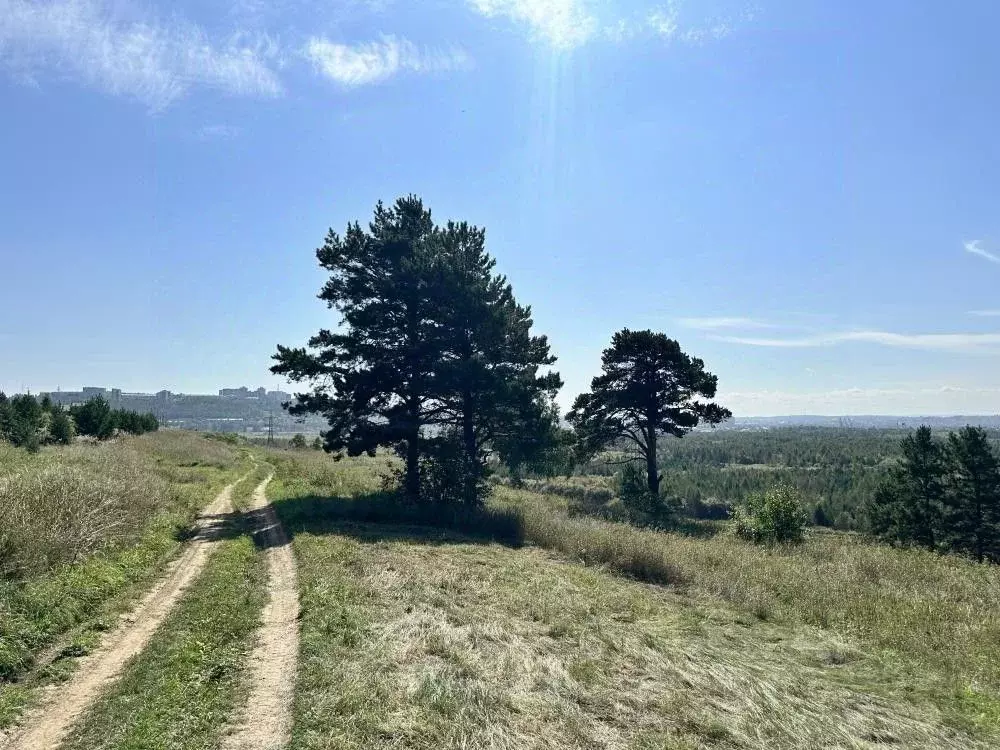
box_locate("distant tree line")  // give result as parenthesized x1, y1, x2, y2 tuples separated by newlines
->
(869, 426, 1000, 562)
(70, 395, 159, 440)
(565, 426, 973, 531)
(0, 393, 158, 452)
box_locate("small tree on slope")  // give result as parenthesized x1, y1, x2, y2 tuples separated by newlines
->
(567, 329, 731, 497)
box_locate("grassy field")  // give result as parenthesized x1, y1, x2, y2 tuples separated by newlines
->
(0, 432, 248, 729)
(3, 435, 997, 748)
(267, 449, 1000, 749)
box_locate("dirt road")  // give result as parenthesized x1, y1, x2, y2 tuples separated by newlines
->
(2, 480, 240, 750)
(222, 474, 300, 750)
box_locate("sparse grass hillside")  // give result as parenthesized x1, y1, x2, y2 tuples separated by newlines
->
(267, 449, 1000, 748)
(495, 485, 1000, 732)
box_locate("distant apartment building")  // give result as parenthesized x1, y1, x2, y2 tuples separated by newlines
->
(219, 387, 251, 398)
(218, 386, 290, 401)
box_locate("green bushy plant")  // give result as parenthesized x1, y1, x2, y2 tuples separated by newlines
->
(733, 483, 807, 544)
(420, 432, 488, 506)
(616, 463, 680, 528)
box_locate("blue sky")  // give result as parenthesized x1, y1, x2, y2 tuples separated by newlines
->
(2, 0, 999, 416)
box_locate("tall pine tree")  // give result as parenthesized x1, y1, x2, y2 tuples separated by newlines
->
(944, 426, 1000, 562)
(431, 221, 561, 503)
(868, 426, 946, 550)
(272, 196, 443, 502)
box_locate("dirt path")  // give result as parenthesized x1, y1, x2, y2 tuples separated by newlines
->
(222, 474, 300, 750)
(2, 481, 240, 750)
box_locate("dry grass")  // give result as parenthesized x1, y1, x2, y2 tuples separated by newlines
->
(132, 430, 241, 470)
(284, 526, 988, 749)
(270, 453, 1000, 747)
(0, 432, 240, 579)
(0, 431, 244, 719)
(0, 444, 169, 578)
(494, 485, 1000, 732)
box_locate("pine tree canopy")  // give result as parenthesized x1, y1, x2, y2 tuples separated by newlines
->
(567, 329, 731, 495)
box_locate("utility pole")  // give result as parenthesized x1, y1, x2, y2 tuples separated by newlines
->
(267, 412, 275, 447)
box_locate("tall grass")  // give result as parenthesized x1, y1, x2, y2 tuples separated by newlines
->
(0, 445, 170, 578)
(493, 485, 1000, 725)
(0, 432, 242, 697)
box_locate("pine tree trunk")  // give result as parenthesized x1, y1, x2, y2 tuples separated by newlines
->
(462, 390, 478, 504)
(975, 491, 984, 563)
(404, 399, 420, 503)
(646, 428, 659, 496)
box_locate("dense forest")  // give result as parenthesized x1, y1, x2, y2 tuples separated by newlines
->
(568, 427, 1000, 530)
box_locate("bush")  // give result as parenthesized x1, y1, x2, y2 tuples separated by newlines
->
(289, 433, 308, 450)
(420, 432, 487, 506)
(616, 463, 680, 528)
(733, 484, 807, 544)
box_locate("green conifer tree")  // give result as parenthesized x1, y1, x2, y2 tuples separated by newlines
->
(943, 426, 1000, 562)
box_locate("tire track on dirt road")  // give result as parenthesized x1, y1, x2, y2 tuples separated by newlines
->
(222, 473, 300, 750)
(2, 478, 244, 750)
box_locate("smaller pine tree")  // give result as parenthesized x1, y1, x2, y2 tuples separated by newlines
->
(49, 408, 76, 445)
(7, 395, 44, 451)
(71, 396, 115, 439)
(943, 427, 1000, 562)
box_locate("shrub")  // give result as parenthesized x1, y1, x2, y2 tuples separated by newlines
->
(616, 463, 680, 528)
(49, 407, 76, 445)
(289, 433, 308, 450)
(418, 432, 487, 506)
(732, 484, 807, 544)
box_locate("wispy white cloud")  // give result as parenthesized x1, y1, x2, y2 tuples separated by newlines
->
(469, 0, 597, 49)
(679, 21, 733, 44)
(197, 124, 242, 140)
(646, 5, 680, 39)
(964, 240, 1000, 264)
(305, 35, 470, 87)
(601, 3, 738, 46)
(969, 310, 1000, 317)
(678, 316, 775, 330)
(0, 0, 282, 110)
(713, 330, 1000, 353)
